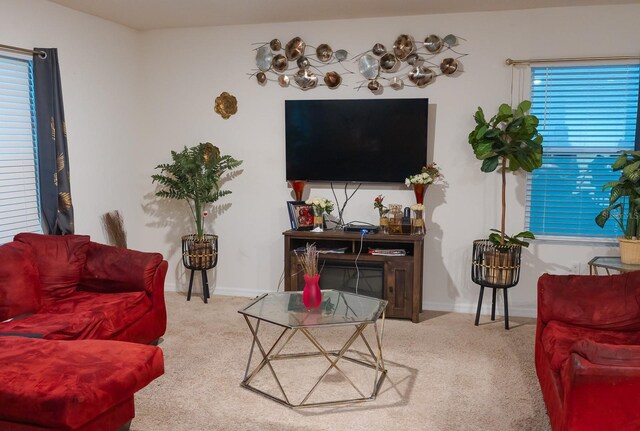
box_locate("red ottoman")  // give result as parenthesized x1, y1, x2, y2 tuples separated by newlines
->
(0, 337, 163, 431)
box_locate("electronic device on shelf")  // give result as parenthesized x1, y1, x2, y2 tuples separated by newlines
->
(343, 223, 379, 234)
(285, 98, 428, 183)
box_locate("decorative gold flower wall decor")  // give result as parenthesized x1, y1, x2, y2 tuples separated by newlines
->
(214, 92, 238, 119)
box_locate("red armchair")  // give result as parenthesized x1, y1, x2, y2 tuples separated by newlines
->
(0, 233, 167, 344)
(0, 233, 168, 430)
(536, 272, 640, 431)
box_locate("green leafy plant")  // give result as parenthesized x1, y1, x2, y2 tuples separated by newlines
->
(152, 142, 242, 240)
(595, 150, 640, 239)
(488, 229, 535, 248)
(468, 100, 543, 246)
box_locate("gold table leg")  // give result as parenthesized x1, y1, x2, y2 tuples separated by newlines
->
(240, 314, 387, 408)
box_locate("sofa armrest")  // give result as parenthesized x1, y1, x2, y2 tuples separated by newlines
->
(537, 272, 640, 330)
(560, 341, 640, 430)
(79, 242, 165, 295)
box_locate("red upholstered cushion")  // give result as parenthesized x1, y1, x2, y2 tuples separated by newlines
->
(0, 242, 41, 321)
(572, 340, 640, 367)
(80, 241, 164, 294)
(541, 320, 640, 371)
(14, 233, 90, 302)
(538, 272, 640, 330)
(0, 312, 104, 340)
(0, 337, 163, 430)
(40, 291, 152, 339)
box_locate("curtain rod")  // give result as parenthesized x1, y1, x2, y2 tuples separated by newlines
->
(0, 43, 46, 58)
(506, 55, 640, 65)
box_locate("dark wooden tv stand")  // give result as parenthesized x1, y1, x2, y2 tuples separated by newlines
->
(283, 229, 426, 322)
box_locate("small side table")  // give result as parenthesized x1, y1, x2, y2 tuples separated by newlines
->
(588, 256, 640, 275)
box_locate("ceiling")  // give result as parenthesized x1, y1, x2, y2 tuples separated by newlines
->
(46, 0, 636, 31)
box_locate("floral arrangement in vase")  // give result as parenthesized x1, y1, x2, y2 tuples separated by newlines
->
(405, 163, 443, 204)
(374, 195, 390, 233)
(306, 197, 334, 231)
(295, 243, 322, 308)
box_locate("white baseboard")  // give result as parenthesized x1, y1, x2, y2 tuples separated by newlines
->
(164, 284, 537, 318)
(425, 301, 537, 318)
(164, 282, 270, 299)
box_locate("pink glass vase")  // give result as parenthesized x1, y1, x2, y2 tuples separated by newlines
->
(413, 183, 427, 204)
(302, 274, 322, 308)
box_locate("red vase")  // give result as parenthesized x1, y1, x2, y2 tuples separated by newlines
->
(413, 184, 427, 204)
(302, 274, 322, 308)
(289, 180, 306, 201)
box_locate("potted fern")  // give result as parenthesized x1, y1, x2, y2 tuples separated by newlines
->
(467, 100, 543, 288)
(595, 150, 640, 264)
(152, 142, 242, 270)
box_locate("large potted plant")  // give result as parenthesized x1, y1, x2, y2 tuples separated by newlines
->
(595, 150, 640, 264)
(152, 142, 242, 270)
(467, 100, 543, 288)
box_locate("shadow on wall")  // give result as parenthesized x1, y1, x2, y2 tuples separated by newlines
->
(141, 189, 231, 294)
(423, 180, 456, 306)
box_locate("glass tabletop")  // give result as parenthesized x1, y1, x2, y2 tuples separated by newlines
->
(238, 290, 388, 328)
(588, 256, 640, 273)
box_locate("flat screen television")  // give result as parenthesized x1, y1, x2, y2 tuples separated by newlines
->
(285, 98, 428, 183)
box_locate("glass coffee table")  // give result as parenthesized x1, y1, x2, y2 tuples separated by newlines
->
(588, 256, 640, 275)
(238, 290, 388, 408)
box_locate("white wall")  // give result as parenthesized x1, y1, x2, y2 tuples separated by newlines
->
(4, 1, 639, 316)
(0, 0, 143, 246)
(137, 5, 638, 316)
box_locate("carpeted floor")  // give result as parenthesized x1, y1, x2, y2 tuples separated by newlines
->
(131, 293, 551, 431)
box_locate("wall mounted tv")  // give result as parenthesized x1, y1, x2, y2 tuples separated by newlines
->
(285, 98, 428, 183)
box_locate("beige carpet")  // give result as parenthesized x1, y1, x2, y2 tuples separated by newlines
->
(131, 293, 551, 431)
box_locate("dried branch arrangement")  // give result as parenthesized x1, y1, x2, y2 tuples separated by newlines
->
(295, 242, 319, 276)
(101, 210, 127, 249)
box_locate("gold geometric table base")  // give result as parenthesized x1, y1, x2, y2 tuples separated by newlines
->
(240, 312, 387, 409)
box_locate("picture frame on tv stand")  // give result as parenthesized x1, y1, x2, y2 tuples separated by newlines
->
(287, 201, 314, 231)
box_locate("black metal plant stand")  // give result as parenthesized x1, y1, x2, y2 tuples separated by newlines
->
(471, 240, 522, 330)
(182, 234, 218, 304)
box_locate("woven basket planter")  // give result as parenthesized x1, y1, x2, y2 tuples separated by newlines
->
(471, 239, 522, 288)
(619, 237, 640, 265)
(182, 234, 218, 270)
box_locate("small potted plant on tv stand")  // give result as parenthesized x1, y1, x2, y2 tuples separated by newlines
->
(467, 100, 543, 328)
(152, 142, 242, 302)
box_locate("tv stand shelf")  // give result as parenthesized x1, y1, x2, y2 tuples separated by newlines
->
(283, 229, 426, 322)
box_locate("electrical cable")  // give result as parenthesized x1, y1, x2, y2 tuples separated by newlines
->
(354, 230, 366, 294)
(276, 268, 285, 292)
(330, 182, 362, 229)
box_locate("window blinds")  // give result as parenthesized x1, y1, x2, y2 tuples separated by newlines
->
(0, 55, 41, 244)
(526, 64, 640, 239)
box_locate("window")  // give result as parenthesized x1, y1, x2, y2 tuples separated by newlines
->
(525, 64, 640, 239)
(0, 55, 41, 244)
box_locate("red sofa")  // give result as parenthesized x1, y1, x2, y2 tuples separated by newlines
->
(0, 233, 167, 343)
(0, 233, 168, 430)
(536, 272, 640, 431)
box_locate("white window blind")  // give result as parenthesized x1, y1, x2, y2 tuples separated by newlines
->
(0, 55, 41, 244)
(526, 64, 640, 239)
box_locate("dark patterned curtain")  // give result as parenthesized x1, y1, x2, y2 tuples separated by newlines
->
(33, 48, 74, 234)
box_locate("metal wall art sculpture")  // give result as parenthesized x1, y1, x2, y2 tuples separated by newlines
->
(251, 33, 467, 94)
(356, 33, 466, 93)
(252, 37, 351, 91)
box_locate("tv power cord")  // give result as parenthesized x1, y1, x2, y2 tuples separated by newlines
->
(353, 229, 367, 295)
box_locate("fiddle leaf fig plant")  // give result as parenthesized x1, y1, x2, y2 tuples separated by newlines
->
(152, 142, 242, 240)
(595, 150, 640, 239)
(468, 100, 543, 246)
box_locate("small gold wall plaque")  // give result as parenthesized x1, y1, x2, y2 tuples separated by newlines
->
(214, 92, 238, 119)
